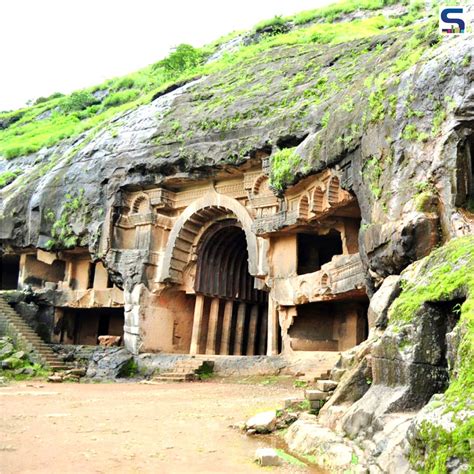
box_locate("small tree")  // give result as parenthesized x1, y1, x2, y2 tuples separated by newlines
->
(154, 44, 203, 79)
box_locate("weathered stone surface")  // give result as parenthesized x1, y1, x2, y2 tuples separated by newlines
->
(245, 410, 277, 433)
(255, 448, 280, 466)
(367, 275, 401, 329)
(85, 348, 134, 380)
(285, 415, 362, 471)
(0, 342, 14, 358)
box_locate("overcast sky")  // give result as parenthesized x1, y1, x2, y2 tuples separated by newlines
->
(0, 0, 333, 111)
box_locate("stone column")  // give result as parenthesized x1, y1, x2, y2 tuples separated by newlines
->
(205, 297, 220, 355)
(246, 305, 259, 355)
(233, 302, 246, 355)
(266, 297, 279, 356)
(190, 294, 205, 355)
(258, 307, 268, 355)
(220, 300, 233, 355)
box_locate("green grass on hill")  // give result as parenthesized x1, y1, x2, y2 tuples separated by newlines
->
(0, 0, 434, 161)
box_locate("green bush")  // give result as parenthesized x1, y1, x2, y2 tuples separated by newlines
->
(34, 92, 64, 105)
(253, 15, 289, 35)
(103, 89, 140, 108)
(153, 44, 204, 79)
(270, 147, 302, 192)
(61, 91, 99, 113)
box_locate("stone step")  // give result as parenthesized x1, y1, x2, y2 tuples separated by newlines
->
(315, 380, 338, 392)
(156, 372, 196, 381)
(153, 374, 195, 382)
(305, 389, 331, 401)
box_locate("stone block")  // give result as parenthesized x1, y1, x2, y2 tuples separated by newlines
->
(245, 410, 277, 433)
(316, 380, 338, 392)
(255, 448, 280, 466)
(305, 389, 330, 401)
(310, 400, 324, 410)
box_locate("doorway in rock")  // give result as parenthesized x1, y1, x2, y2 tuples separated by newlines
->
(191, 220, 268, 355)
(1, 255, 20, 290)
(290, 298, 368, 351)
(56, 307, 124, 345)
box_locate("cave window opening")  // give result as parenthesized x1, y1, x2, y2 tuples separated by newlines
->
(106, 273, 113, 288)
(1, 255, 20, 290)
(297, 230, 343, 275)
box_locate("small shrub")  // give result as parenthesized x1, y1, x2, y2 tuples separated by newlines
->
(0, 169, 22, 188)
(270, 147, 302, 192)
(118, 359, 138, 377)
(253, 15, 289, 35)
(61, 91, 99, 113)
(103, 89, 140, 108)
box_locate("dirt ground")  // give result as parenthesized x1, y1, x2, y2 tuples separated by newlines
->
(0, 379, 326, 474)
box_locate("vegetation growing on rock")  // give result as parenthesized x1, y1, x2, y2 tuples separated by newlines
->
(389, 236, 474, 472)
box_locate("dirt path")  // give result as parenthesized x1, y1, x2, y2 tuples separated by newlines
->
(0, 380, 325, 474)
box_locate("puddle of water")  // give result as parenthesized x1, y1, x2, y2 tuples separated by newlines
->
(248, 432, 328, 473)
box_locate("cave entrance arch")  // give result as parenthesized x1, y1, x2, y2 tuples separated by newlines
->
(190, 220, 268, 355)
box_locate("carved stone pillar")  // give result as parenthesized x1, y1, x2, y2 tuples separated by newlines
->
(205, 297, 220, 355)
(220, 300, 233, 355)
(233, 302, 246, 355)
(258, 307, 268, 355)
(267, 297, 279, 356)
(190, 294, 205, 355)
(246, 305, 259, 355)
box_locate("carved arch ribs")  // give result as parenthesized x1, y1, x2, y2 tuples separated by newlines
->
(158, 193, 260, 284)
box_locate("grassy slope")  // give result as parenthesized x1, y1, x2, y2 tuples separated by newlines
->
(0, 0, 428, 165)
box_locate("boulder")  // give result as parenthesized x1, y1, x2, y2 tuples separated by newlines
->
(86, 348, 135, 380)
(0, 342, 14, 359)
(12, 351, 26, 360)
(367, 275, 401, 329)
(1, 357, 22, 370)
(285, 414, 361, 471)
(245, 410, 277, 433)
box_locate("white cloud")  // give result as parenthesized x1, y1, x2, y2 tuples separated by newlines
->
(0, 0, 332, 111)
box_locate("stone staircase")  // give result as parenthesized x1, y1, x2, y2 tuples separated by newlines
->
(296, 351, 341, 383)
(0, 297, 66, 371)
(153, 358, 214, 382)
(305, 378, 339, 411)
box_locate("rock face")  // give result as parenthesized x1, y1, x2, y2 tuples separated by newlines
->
(314, 237, 474, 472)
